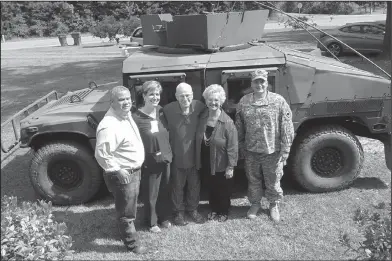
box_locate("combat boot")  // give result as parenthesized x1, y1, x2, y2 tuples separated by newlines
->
(173, 212, 188, 226)
(188, 210, 206, 224)
(247, 204, 260, 220)
(269, 203, 280, 222)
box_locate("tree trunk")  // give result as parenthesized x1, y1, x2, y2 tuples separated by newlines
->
(383, 1, 391, 57)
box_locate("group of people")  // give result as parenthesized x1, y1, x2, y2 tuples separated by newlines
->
(94, 69, 295, 254)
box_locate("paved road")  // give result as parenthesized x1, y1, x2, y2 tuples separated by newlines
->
(1, 13, 385, 51)
(263, 30, 321, 43)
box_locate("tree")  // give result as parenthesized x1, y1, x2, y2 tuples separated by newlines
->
(121, 17, 141, 37)
(383, 1, 391, 57)
(89, 15, 122, 40)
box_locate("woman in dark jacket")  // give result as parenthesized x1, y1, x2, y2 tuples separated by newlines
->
(132, 80, 173, 233)
(196, 84, 238, 222)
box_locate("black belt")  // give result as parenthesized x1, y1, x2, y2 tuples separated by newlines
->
(124, 167, 141, 174)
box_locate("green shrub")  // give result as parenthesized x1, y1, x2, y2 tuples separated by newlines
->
(1, 196, 74, 261)
(90, 15, 122, 41)
(340, 202, 391, 260)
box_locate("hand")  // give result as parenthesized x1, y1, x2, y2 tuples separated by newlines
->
(279, 151, 289, 165)
(225, 168, 234, 179)
(114, 169, 131, 184)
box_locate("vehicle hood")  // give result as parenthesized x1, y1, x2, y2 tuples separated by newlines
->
(21, 88, 111, 127)
(272, 45, 387, 79)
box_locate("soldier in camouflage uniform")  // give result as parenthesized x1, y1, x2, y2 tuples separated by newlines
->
(235, 69, 294, 222)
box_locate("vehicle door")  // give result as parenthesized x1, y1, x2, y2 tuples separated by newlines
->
(130, 27, 143, 46)
(338, 25, 364, 51)
(360, 25, 384, 52)
(220, 67, 278, 119)
(128, 72, 186, 109)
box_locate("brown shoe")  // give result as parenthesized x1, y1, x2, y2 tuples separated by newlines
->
(129, 246, 147, 254)
(188, 210, 205, 224)
(173, 212, 188, 226)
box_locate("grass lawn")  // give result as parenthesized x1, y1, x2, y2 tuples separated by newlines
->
(1, 37, 391, 260)
(1, 45, 125, 122)
(1, 138, 390, 260)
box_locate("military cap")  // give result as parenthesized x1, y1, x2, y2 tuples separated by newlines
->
(250, 69, 268, 82)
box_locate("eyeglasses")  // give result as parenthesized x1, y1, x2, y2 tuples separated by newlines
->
(176, 93, 193, 99)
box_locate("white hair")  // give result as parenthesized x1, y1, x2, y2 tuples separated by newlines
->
(176, 82, 193, 95)
(110, 86, 130, 102)
(202, 84, 226, 104)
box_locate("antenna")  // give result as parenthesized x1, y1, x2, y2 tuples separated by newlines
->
(256, 1, 391, 80)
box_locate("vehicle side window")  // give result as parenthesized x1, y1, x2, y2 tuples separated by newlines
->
(133, 29, 143, 38)
(132, 81, 177, 107)
(129, 73, 186, 108)
(362, 25, 384, 35)
(222, 71, 276, 118)
(226, 75, 275, 104)
(339, 26, 349, 33)
(159, 82, 177, 105)
(346, 25, 361, 33)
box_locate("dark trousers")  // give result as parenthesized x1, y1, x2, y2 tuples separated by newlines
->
(171, 165, 200, 213)
(141, 163, 171, 227)
(104, 169, 141, 250)
(206, 171, 233, 215)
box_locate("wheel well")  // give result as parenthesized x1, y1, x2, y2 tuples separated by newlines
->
(296, 116, 383, 141)
(30, 132, 93, 152)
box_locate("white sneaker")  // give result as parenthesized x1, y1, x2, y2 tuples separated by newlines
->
(269, 203, 280, 222)
(247, 204, 260, 220)
(149, 225, 161, 233)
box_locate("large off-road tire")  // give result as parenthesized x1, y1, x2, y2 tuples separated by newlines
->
(289, 125, 364, 192)
(30, 141, 103, 205)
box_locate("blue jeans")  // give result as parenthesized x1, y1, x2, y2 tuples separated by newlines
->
(104, 169, 141, 250)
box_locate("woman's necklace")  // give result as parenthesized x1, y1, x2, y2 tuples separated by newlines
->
(204, 109, 220, 146)
(203, 131, 212, 146)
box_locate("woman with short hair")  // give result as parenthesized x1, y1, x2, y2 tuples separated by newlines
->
(196, 84, 238, 222)
(132, 80, 173, 232)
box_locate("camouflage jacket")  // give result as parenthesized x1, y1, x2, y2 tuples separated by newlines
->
(235, 91, 294, 156)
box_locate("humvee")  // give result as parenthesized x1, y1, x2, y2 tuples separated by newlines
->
(4, 10, 390, 205)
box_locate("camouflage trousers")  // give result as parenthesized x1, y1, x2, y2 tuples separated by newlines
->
(245, 151, 284, 205)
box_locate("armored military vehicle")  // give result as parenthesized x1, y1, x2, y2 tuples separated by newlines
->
(3, 10, 390, 205)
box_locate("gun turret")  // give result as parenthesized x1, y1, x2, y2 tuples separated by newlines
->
(140, 10, 269, 51)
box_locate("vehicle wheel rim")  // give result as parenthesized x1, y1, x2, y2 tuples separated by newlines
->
(311, 147, 344, 177)
(328, 43, 341, 56)
(48, 160, 83, 190)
